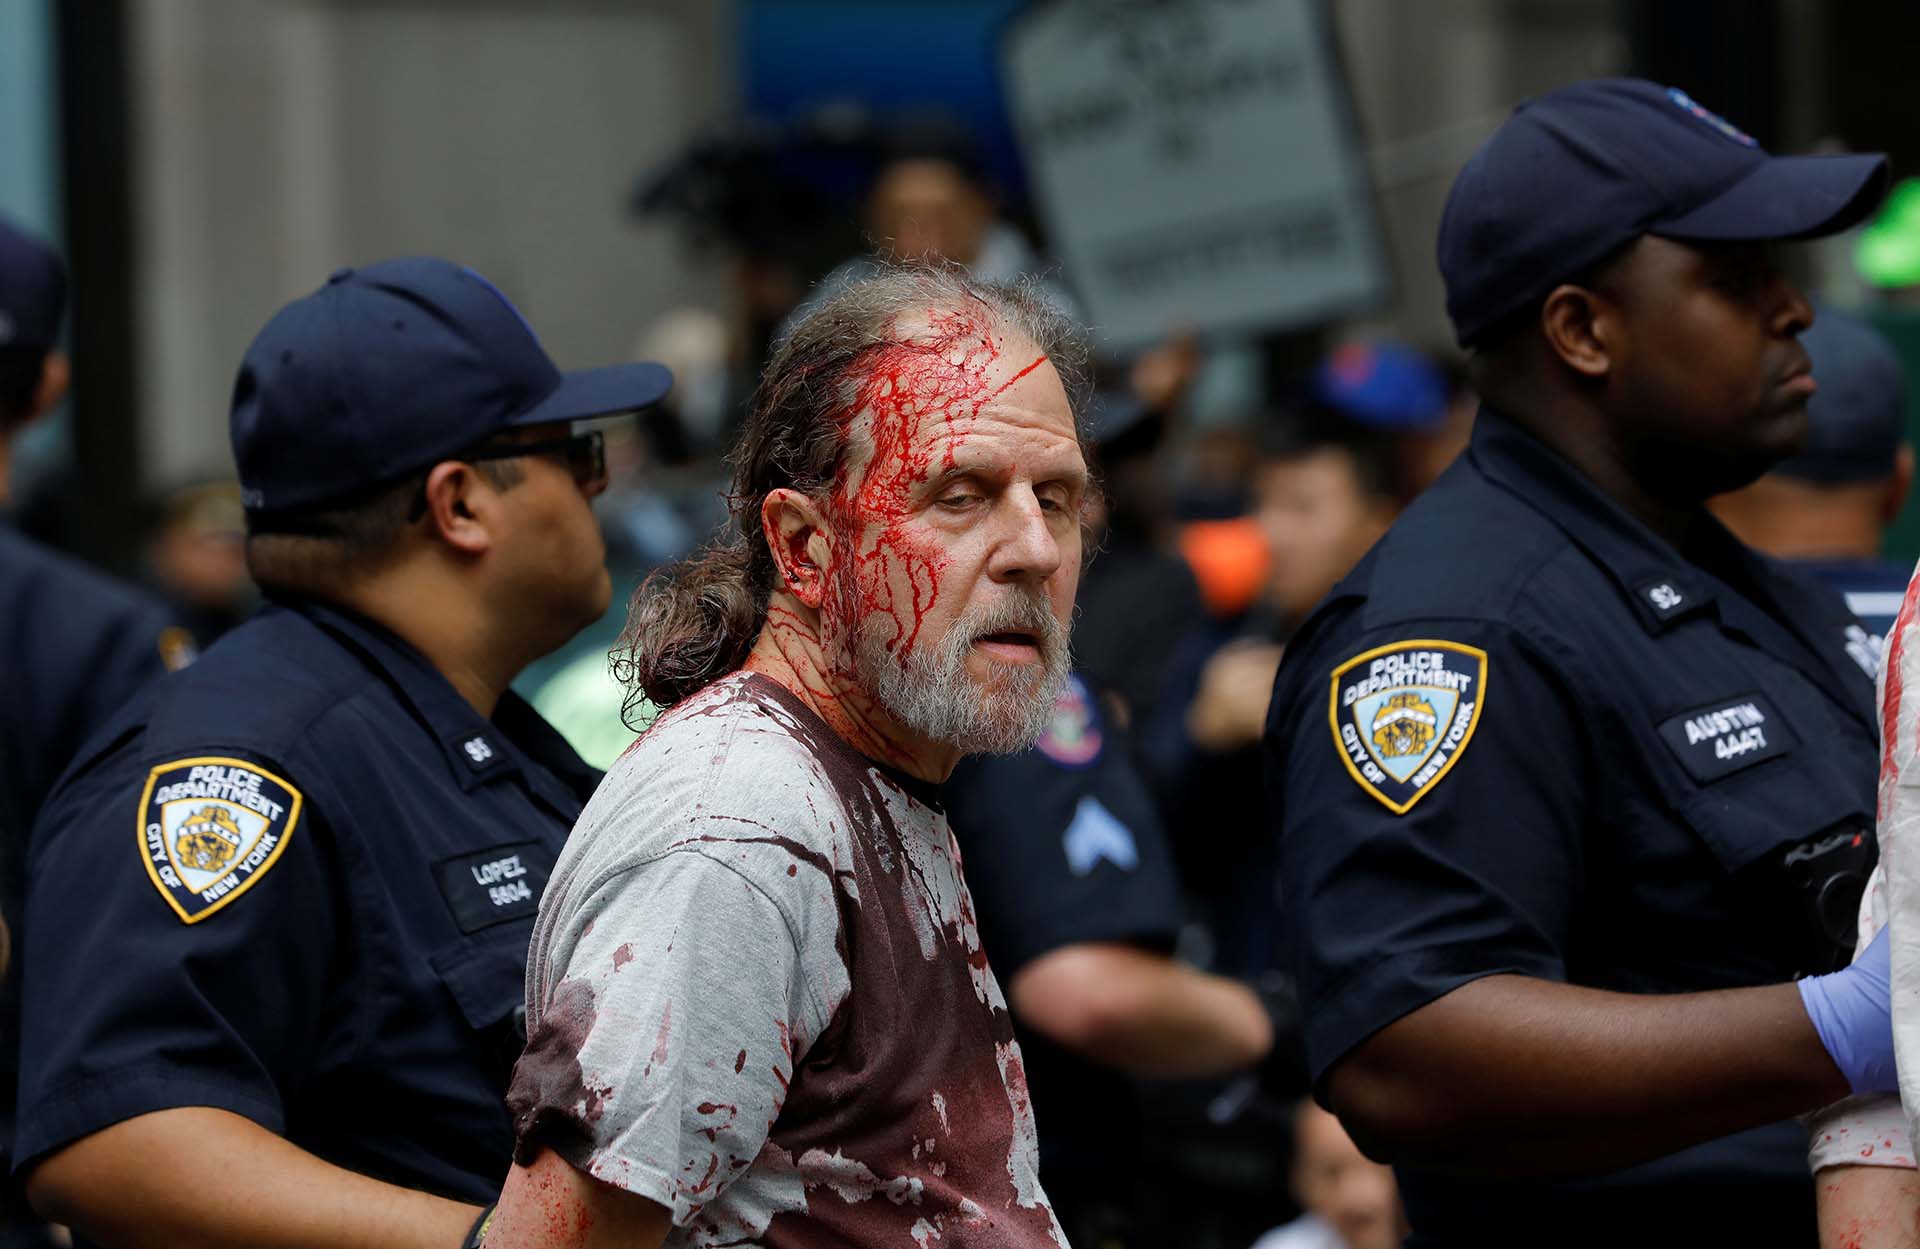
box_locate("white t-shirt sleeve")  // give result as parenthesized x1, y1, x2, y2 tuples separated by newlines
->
(531, 848, 838, 1223)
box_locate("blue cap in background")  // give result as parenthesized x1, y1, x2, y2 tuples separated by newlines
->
(1311, 342, 1449, 431)
(1774, 303, 1907, 484)
(1439, 78, 1888, 346)
(0, 216, 67, 352)
(232, 257, 673, 515)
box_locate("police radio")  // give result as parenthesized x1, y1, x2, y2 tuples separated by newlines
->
(1777, 824, 1875, 975)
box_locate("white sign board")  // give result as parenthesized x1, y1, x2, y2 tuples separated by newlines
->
(1002, 0, 1388, 349)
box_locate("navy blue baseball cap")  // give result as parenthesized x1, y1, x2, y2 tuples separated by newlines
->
(1775, 303, 1908, 484)
(0, 216, 67, 351)
(1439, 79, 1889, 347)
(232, 257, 673, 515)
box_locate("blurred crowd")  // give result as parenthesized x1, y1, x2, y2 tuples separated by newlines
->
(8, 94, 1920, 1249)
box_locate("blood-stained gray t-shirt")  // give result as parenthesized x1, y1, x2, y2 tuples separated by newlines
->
(506, 672, 1068, 1248)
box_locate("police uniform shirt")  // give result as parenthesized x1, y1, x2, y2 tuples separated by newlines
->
(1265, 409, 1877, 1245)
(0, 524, 181, 860)
(942, 675, 1186, 1177)
(0, 525, 182, 1184)
(16, 599, 599, 1202)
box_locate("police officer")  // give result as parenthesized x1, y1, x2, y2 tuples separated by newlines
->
(1712, 303, 1913, 652)
(1264, 80, 1896, 1246)
(0, 218, 185, 1249)
(15, 258, 670, 1249)
(944, 672, 1281, 1248)
(1, 216, 184, 869)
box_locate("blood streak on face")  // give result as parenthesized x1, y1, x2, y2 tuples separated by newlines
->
(822, 303, 1054, 672)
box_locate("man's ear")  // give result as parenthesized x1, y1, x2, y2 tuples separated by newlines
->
(1539, 284, 1615, 380)
(761, 488, 833, 610)
(419, 461, 493, 556)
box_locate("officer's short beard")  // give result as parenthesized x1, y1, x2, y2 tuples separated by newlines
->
(850, 585, 1069, 755)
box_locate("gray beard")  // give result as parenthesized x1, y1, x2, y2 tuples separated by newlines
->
(850, 587, 1070, 755)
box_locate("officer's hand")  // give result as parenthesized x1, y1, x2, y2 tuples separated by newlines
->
(1798, 925, 1895, 1094)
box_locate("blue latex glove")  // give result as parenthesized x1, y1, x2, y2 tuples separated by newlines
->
(1798, 925, 1896, 1094)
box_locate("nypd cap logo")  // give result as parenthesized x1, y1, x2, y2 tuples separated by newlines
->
(1329, 640, 1487, 814)
(1666, 86, 1758, 147)
(138, 757, 302, 923)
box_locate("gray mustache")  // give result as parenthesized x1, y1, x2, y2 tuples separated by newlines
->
(965, 593, 1063, 648)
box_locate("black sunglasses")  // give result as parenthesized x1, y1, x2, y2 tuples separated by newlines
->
(407, 429, 607, 522)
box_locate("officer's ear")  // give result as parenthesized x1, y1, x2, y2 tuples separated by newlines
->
(417, 461, 494, 556)
(761, 487, 834, 611)
(1539, 283, 1614, 381)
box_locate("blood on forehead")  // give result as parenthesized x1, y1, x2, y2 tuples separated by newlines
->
(828, 302, 1053, 525)
(818, 301, 1055, 666)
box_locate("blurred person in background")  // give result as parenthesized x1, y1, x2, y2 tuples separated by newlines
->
(1070, 384, 1208, 730)
(0, 217, 183, 840)
(1249, 1103, 1399, 1249)
(17, 258, 670, 1249)
(1712, 303, 1913, 653)
(145, 479, 254, 649)
(1308, 342, 1474, 504)
(1145, 414, 1400, 976)
(632, 110, 873, 449)
(1246, 418, 1401, 661)
(943, 670, 1286, 1249)
(793, 112, 1075, 323)
(0, 216, 185, 1249)
(1266, 80, 1896, 1246)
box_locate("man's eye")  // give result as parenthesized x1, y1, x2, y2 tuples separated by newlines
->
(938, 492, 982, 510)
(1711, 256, 1768, 296)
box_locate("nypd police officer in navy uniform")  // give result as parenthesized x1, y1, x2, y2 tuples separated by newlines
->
(1, 218, 186, 852)
(0, 219, 189, 1249)
(14, 259, 669, 1249)
(946, 672, 1284, 1249)
(1265, 81, 1900, 1247)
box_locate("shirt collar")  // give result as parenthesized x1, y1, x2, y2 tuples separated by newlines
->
(1469, 407, 1723, 636)
(286, 598, 595, 798)
(1467, 409, 1874, 726)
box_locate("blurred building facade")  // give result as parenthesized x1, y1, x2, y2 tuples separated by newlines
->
(131, 0, 734, 489)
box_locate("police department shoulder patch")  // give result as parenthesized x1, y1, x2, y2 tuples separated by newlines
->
(1035, 673, 1104, 768)
(137, 756, 302, 923)
(1328, 640, 1488, 815)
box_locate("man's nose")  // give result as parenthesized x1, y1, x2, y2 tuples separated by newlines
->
(1772, 272, 1814, 338)
(989, 489, 1064, 584)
